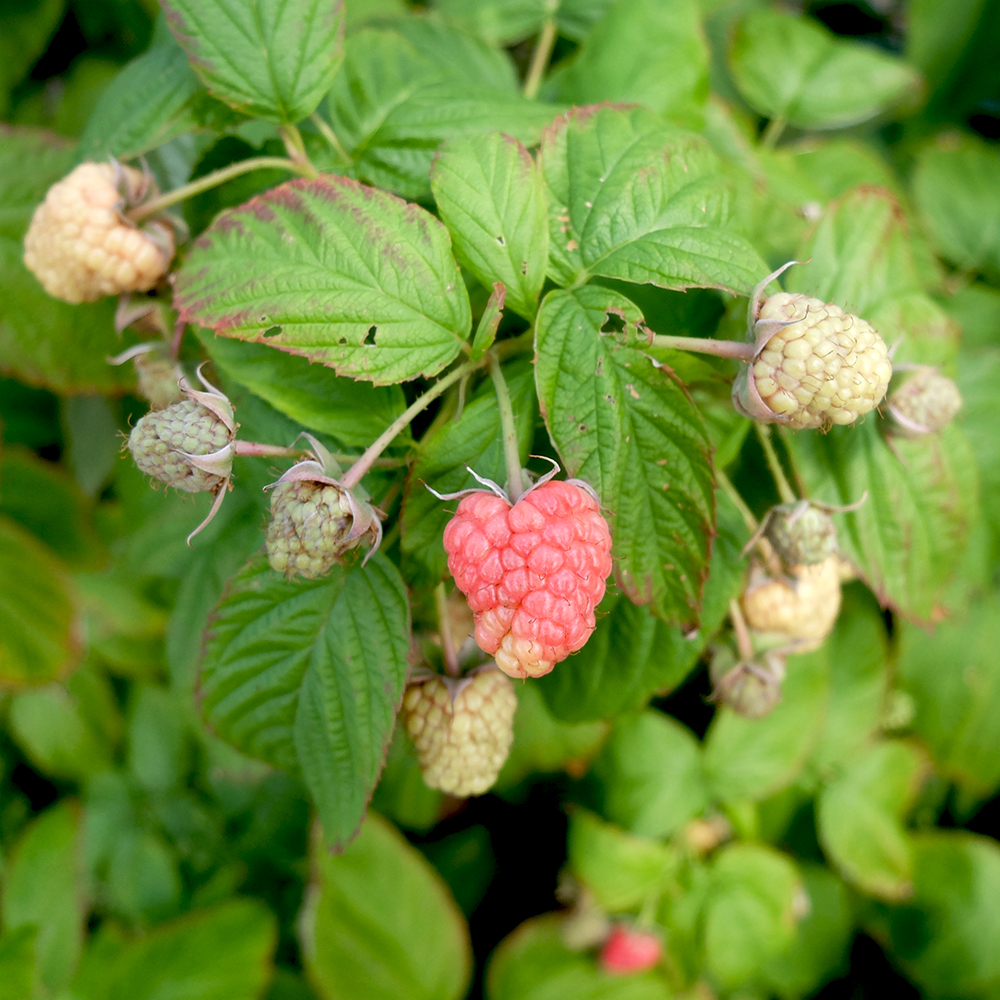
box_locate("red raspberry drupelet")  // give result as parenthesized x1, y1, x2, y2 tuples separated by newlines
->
(443, 480, 613, 679)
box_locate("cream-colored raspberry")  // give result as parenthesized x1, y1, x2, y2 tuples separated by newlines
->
(741, 556, 842, 652)
(401, 668, 517, 797)
(23, 162, 173, 304)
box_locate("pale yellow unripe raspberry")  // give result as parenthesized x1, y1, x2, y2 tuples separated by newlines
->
(23, 162, 174, 304)
(887, 367, 962, 438)
(741, 556, 842, 652)
(401, 667, 517, 797)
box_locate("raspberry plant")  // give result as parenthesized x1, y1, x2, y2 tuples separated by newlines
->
(1, 1, 999, 999)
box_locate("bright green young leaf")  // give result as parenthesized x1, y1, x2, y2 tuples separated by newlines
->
(433, 0, 549, 46)
(557, 0, 615, 41)
(567, 809, 674, 911)
(0, 926, 38, 1000)
(486, 914, 672, 1000)
(301, 812, 472, 1000)
(432, 132, 549, 319)
(540, 105, 765, 293)
(555, 0, 709, 126)
(293, 556, 411, 849)
(912, 134, 1000, 276)
(162, 0, 344, 122)
(535, 286, 715, 624)
(729, 8, 921, 130)
(885, 832, 1000, 998)
(471, 283, 505, 359)
(0, 515, 81, 688)
(591, 710, 707, 839)
(2, 802, 84, 993)
(72, 899, 276, 1000)
(401, 360, 536, 587)
(173, 174, 472, 384)
(817, 740, 926, 900)
(704, 644, 829, 804)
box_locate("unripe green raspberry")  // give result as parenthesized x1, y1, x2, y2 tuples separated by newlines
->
(710, 646, 786, 719)
(133, 351, 185, 410)
(886, 367, 961, 438)
(23, 162, 174, 304)
(401, 667, 517, 797)
(764, 501, 838, 567)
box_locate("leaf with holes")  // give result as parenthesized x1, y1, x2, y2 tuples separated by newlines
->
(535, 286, 715, 625)
(173, 175, 472, 384)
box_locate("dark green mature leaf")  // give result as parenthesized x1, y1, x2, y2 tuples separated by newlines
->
(486, 914, 672, 1000)
(540, 105, 765, 293)
(556, 0, 709, 126)
(401, 361, 536, 586)
(885, 832, 1000, 998)
(535, 286, 714, 625)
(591, 710, 707, 838)
(0, 516, 82, 688)
(818, 740, 926, 900)
(729, 8, 921, 130)
(72, 899, 276, 1000)
(200, 333, 405, 448)
(174, 174, 471, 384)
(0, 0, 63, 118)
(293, 556, 411, 849)
(302, 812, 472, 1000)
(432, 133, 549, 320)
(912, 134, 1000, 276)
(3, 802, 84, 993)
(162, 0, 344, 122)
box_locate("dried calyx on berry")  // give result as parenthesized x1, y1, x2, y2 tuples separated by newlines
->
(710, 645, 786, 720)
(886, 366, 962, 439)
(265, 435, 381, 579)
(435, 461, 612, 680)
(733, 262, 893, 430)
(24, 160, 176, 304)
(109, 342, 185, 410)
(401, 665, 517, 797)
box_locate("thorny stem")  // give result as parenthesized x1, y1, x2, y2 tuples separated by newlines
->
(649, 334, 755, 363)
(128, 157, 313, 222)
(340, 357, 483, 491)
(278, 124, 320, 179)
(523, 18, 557, 99)
(489, 352, 527, 502)
(435, 583, 461, 678)
(760, 115, 787, 149)
(729, 599, 754, 661)
(755, 424, 797, 505)
(715, 469, 759, 535)
(309, 112, 353, 165)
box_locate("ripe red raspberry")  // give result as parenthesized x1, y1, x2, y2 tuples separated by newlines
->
(599, 926, 663, 975)
(443, 480, 612, 679)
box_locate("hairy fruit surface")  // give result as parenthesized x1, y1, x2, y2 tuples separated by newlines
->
(443, 480, 612, 679)
(401, 668, 517, 797)
(765, 501, 838, 567)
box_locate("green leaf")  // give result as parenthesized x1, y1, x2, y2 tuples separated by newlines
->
(729, 8, 921, 129)
(0, 126, 74, 241)
(471, 283, 505, 359)
(432, 132, 549, 320)
(2, 802, 84, 993)
(72, 899, 276, 1000)
(301, 812, 472, 1000)
(370, 726, 444, 833)
(817, 740, 926, 900)
(199, 332, 405, 448)
(0, 927, 38, 1000)
(486, 914, 672, 1000)
(912, 133, 1000, 276)
(555, 0, 709, 126)
(0, 0, 64, 118)
(897, 591, 1000, 800)
(535, 286, 715, 624)
(105, 828, 184, 925)
(127, 686, 192, 793)
(540, 105, 765, 293)
(433, 0, 549, 46)
(174, 174, 472, 384)
(703, 843, 802, 991)
(401, 360, 536, 587)
(590, 710, 707, 839)
(704, 644, 829, 804)
(0, 515, 82, 689)
(293, 555, 411, 849)
(567, 809, 674, 911)
(162, 0, 344, 122)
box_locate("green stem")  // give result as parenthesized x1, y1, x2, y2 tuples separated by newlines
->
(232, 442, 314, 459)
(729, 599, 754, 661)
(649, 334, 754, 363)
(489, 353, 526, 502)
(435, 583, 461, 678)
(715, 469, 758, 535)
(340, 358, 483, 490)
(760, 115, 787, 149)
(309, 112, 353, 165)
(127, 157, 312, 222)
(496, 328, 534, 360)
(523, 18, 557, 99)
(278, 123, 320, 179)
(755, 424, 797, 504)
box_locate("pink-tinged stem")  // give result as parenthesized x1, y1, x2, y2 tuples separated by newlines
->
(232, 442, 314, 459)
(650, 334, 755, 363)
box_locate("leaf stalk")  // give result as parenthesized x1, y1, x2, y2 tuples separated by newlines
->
(649, 334, 755, 363)
(755, 424, 797, 504)
(523, 18, 557, 99)
(488, 352, 527, 502)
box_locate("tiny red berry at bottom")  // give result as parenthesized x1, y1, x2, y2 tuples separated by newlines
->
(599, 926, 663, 975)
